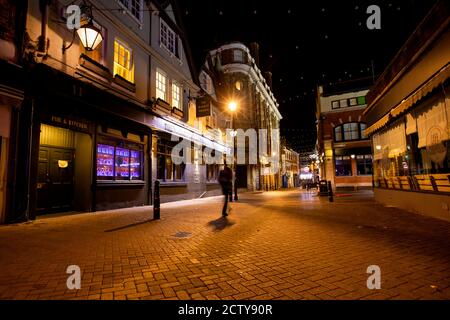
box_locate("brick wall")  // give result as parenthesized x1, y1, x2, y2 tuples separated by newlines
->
(322, 109, 366, 139)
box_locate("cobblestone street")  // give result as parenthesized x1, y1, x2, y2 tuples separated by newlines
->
(0, 189, 450, 300)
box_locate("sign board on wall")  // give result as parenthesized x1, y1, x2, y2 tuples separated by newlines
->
(46, 115, 92, 133)
(196, 96, 211, 118)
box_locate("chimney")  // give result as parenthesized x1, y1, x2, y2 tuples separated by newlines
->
(264, 71, 273, 90)
(249, 42, 260, 67)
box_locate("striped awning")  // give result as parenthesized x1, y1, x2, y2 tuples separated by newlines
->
(365, 113, 390, 136)
(365, 62, 450, 136)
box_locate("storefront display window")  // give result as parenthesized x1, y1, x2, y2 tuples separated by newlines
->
(372, 93, 450, 192)
(335, 156, 352, 176)
(207, 164, 220, 182)
(357, 155, 373, 175)
(157, 139, 186, 182)
(97, 142, 142, 181)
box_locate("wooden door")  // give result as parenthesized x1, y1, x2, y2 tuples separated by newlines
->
(37, 146, 75, 214)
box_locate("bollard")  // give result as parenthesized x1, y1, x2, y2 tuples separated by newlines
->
(328, 181, 334, 202)
(234, 178, 238, 201)
(153, 180, 160, 220)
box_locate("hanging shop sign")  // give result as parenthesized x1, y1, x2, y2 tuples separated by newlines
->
(196, 96, 211, 118)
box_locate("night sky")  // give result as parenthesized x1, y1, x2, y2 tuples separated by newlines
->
(176, 0, 437, 154)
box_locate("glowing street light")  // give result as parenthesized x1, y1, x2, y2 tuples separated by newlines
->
(228, 101, 237, 112)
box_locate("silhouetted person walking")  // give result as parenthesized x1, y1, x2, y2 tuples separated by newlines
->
(219, 163, 233, 217)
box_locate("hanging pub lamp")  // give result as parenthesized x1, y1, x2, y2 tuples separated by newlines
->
(63, 2, 102, 53)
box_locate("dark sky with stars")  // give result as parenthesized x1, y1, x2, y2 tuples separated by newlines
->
(176, 0, 437, 154)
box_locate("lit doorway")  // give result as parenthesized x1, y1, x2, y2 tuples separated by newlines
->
(37, 124, 92, 215)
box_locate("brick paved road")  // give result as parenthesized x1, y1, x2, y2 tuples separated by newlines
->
(0, 190, 450, 300)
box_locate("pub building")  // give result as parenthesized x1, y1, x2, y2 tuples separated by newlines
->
(8, 63, 153, 220)
(2, 0, 229, 223)
(8, 62, 228, 222)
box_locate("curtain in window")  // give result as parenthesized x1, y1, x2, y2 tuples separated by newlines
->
(405, 112, 417, 135)
(372, 123, 406, 159)
(417, 97, 449, 148)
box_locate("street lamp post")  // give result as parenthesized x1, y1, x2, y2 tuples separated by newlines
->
(228, 101, 238, 201)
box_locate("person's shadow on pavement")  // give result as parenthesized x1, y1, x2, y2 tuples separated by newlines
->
(207, 216, 235, 232)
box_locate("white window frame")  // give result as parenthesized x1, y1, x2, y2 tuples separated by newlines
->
(160, 18, 179, 59)
(113, 38, 134, 83)
(156, 69, 167, 101)
(118, 0, 143, 25)
(172, 81, 182, 110)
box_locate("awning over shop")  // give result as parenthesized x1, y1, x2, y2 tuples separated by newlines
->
(365, 113, 390, 136)
(391, 63, 450, 118)
(366, 62, 450, 136)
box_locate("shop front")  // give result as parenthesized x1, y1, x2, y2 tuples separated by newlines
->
(333, 146, 373, 190)
(147, 116, 229, 203)
(4, 64, 152, 222)
(34, 104, 151, 216)
(370, 82, 450, 221)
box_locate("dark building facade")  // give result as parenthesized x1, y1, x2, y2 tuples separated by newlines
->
(1, 0, 227, 224)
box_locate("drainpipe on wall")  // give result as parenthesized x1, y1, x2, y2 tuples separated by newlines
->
(25, 99, 35, 221)
(38, 0, 49, 53)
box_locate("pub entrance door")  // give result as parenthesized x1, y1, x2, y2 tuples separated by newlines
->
(37, 146, 75, 213)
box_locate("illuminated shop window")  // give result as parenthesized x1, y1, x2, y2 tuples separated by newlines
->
(97, 143, 142, 181)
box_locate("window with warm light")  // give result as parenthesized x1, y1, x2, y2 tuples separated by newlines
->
(172, 82, 181, 109)
(113, 39, 134, 83)
(156, 69, 167, 101)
